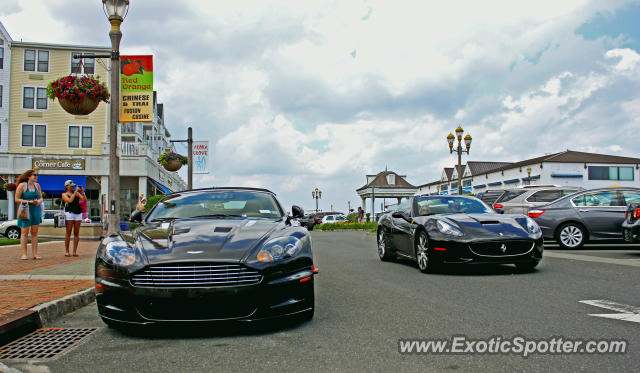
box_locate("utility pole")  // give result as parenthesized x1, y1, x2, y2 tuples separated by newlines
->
(170, 126, 193, 190)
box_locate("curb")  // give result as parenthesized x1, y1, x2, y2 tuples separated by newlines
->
(0, 287, 95, 346)
(31, 287, 95, 326)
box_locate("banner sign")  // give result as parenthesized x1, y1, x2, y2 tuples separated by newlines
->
(192, 141, 209, 174)
(33, 158, 85, 170)
(120, 55, 153, 122)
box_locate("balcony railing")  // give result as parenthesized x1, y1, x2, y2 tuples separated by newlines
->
(120, 142, 155, 159)
(121, 123, 144, 137)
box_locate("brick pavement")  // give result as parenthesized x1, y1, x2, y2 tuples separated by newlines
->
(0, 240, 99, 328)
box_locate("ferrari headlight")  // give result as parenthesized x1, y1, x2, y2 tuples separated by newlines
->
(436, 220, 463, 236)
(525, 217, 540, 234)
(257, 236, 302, 263)
(105, 242, 136, 266)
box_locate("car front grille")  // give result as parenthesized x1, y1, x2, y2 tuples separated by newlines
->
(131, 263, 262, 287)
(468, 240, 535, 257)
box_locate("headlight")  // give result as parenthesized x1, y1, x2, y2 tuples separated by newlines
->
(436, 220, 463, 236)
(257, 236, 302, 263)
(525, 217, 540, 234)
(105, 242, 136, 266)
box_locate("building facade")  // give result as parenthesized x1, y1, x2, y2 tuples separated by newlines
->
(417, 151, 640, 196)
(0, 36, 185, 221)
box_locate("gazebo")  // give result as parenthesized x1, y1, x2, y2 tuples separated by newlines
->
(356, 170, 417, 217)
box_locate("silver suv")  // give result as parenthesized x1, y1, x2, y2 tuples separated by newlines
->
(493, 186, 583, 215)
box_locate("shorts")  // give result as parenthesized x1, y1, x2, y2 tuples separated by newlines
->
(65, 212, 83, 221)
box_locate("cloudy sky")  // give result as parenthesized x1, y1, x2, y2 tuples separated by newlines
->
(2, 0, 640, 213)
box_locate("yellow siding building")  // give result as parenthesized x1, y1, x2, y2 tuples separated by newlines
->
(9, 42, 110, 155)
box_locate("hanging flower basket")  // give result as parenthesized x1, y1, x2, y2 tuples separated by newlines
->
(157, 150, 188, 172)
(3, 183, 17, 191)
(47, 75, 110, 116)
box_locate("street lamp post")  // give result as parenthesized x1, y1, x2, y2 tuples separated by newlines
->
(447, 125, 472, 195)
(312, 188, 322, 213)
(104, 0, 129, 235)
(526, 166, 532, 186)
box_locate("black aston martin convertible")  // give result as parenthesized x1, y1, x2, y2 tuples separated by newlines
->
(95, 187, 315, 327)
(377, 195, 543, 273)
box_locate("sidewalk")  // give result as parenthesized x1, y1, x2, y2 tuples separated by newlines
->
(0, 240, 98, 344)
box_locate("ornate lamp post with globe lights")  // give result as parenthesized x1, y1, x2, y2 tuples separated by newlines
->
(312, 188, 322, 213)
(447, 125, 472, 195)
(526, 166, 532, 186)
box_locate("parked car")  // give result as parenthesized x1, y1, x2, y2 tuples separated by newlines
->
(311, 211, 342, 226)
(622, 202, 640, 243)
(377, 195, 543, 273)
(99, 187, 315, 327)
(476, 190, 505, 207)
(528, 187, 640, 249)
(298, 214, 316, 230)
(0, 210, 58, 239)
(321, 214, 346, 224)
(493, 186, 583, 215)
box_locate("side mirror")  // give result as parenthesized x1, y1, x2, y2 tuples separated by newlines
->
(291, 205, 304, 219)
(130, 209, 144, 223)
(392, 211, 409, 220)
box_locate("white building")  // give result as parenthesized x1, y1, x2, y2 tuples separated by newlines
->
(417, 150, 640, 195)
(0, 23, 11, 154)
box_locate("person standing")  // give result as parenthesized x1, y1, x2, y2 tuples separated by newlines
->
(14, 170, 43, 260)
(62, 180, 86, 257)
(135, 195, 146, 211)
(78, 186, 89, 222)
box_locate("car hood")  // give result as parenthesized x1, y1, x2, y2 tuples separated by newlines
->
(134, 218, 281, 264)
(436, 213, 531, 240)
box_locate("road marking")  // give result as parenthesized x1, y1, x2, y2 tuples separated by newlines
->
(580, 300, 640, 324)
(544, 251, 640, 267)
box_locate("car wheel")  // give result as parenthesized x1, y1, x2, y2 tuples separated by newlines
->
(556, 223, 586, 249)
(377, 229, 392, 261)
(6, 227, 20, 240)
(415, 231, 435, 273)
(515, 261, 539, 272)
(307, 223, 314, 231)
(623, 228, 633, 243)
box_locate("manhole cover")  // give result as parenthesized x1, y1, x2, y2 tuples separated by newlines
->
(0, 328, 97, 361)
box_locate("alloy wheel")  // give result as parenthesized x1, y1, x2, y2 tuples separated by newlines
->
(416, 232, 430, 272)
(559, 225, 583, 248)
(7, 228, 20, 240)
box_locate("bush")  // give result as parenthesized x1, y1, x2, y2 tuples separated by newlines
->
(145, 194, 164, 213)
(315, 221, 377, 232)
(346, 212, 358, 222)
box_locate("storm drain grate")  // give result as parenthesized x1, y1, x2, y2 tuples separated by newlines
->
(0, 328, 97, 361)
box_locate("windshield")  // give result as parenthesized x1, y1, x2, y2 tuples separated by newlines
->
(145, 190, 283, 221)
(414, 196, 494, 215)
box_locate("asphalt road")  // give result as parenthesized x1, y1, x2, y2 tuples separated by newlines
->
(4, 232, 639, 372)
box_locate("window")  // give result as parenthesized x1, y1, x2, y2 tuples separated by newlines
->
(0, 85, 2, 107)
(0, 39, 4, 69)
(463, 179, 472, 187)
(22, 124, 46, 147)
(71, 53, 94, 74)
(527, 190, 562, 203)
(23, 87, 47, 110)
(69, 126, 93, 148)
(572, 191, 622, 207)
(24, 49, 49, 72)
(588, 166, 634, 181)
(621, 191, 640, 205)
(495, 189, 527, 203)
(386, 174, 396, 185)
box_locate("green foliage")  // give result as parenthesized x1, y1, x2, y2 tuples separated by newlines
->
(365, 212, 371, 222)
(157, 150, 188, 166)
(0, 238, 48, 246)
(346, 212, 358, 222)
(315, 222, 378, 231)
(145, 194, 164, 213)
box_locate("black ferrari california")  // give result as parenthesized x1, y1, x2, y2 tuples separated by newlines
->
(377, 195, 543, 273)
(95, 187, 316, 327)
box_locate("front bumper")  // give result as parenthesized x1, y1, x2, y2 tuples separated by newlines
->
(95, 264, 315, 325)
(427, 237, 544, 265)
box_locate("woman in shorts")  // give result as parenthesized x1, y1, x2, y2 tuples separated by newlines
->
(62, 180, 86, 257)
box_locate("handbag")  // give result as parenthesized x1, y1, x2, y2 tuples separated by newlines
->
(18, 202, 30, 220)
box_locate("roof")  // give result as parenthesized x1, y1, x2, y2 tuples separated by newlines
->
(490, 150, 640, 174)
(357, 171, 416, 191)
(416, 179, 441, 188)
(443, 168, 454, 181)
(10, 41, 110, 52)
(466, 161, 512, 175)
(0, 21, 12, 42)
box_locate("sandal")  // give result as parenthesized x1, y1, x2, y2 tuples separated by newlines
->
(33, 256, 43, 260)
(20, 256, 29, 260)
(64, 253, 71, 257)
(72, 253, 79, 257)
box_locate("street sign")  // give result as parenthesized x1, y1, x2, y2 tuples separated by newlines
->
(192, 141, 209, 174)
(120, 55, 153, 122)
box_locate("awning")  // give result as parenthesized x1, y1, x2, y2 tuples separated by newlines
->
(37, 175, 86, 193)
(150, 179, 171, 194)
(473, 184, 486, 189)
(503, 178, 520, 184)
(551, 174, 583, 178)
(488, 181, 502, 186)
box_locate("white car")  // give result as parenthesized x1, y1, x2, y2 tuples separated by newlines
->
(0, 210, 57, 239)
(321, 214, 347, 224)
